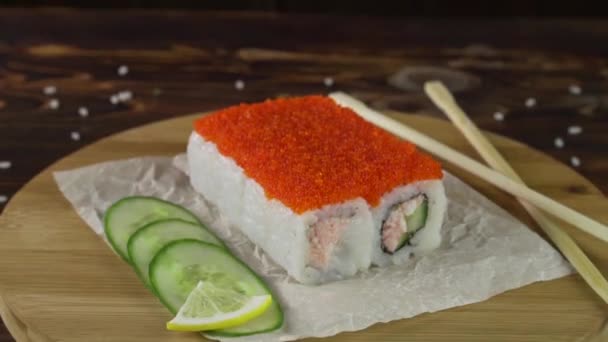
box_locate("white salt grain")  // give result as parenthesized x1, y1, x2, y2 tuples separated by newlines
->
(117, 65, 129, 76)
(554, 137, 565, 149)
(78, 106, 89, 117)
(118, 90, 133, 102)
(525, 97, 537, 108)
(43, 85, 57, 95)
(235, 80, 245, 91)
(568, 84, 582, 95)
(570, 156, 581, 167)
(324, 77, 334, 87)
(110, 95, 119, 105)
(49, 98, 60, 110)
(493, 111, 505, 121)
(70, 131, 81, 141)
(567, 125, 583, 135)
(0, 161, 11, 169)
(0, 195, 7, 203)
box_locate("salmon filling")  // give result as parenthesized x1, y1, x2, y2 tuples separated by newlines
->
(381, 194, 428, 254)
(307, 217, 350, 269)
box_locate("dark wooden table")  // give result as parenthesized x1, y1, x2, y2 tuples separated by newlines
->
(1, 9, 608, 341)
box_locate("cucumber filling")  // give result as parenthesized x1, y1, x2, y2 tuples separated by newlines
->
(381, 194, 428, 254)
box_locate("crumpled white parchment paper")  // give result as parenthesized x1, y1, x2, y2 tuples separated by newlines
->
(53, 155, 573, 342)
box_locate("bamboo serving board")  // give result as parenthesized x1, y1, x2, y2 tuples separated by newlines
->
(0, 112, 607, 342)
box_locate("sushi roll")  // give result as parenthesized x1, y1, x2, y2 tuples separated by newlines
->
(187, 95, 446, 284)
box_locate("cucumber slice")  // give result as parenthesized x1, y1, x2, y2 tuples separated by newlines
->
(103, 196, 200, 262)
(127, 219, 225, 289)
(149, 239, 283, 336)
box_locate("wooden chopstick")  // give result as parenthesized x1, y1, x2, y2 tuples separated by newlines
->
(329, 92, 608, 244)
(423, 80, 608, 303)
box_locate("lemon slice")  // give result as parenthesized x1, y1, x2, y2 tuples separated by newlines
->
(167, 280, 272, 332)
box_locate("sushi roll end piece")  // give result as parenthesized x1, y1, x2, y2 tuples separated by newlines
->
(188, 132, 373, 284)
(330, 93, 447, 267)
(372, 180, 446, 266)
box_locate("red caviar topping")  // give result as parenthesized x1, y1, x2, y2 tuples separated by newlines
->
(194, 95, 442, 213)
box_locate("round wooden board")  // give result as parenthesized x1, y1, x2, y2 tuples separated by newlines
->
(0, 112, 607, 342)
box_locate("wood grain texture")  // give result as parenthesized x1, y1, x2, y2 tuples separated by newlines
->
(1, 11, 608, 220)
(0, 113, 607, 342)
